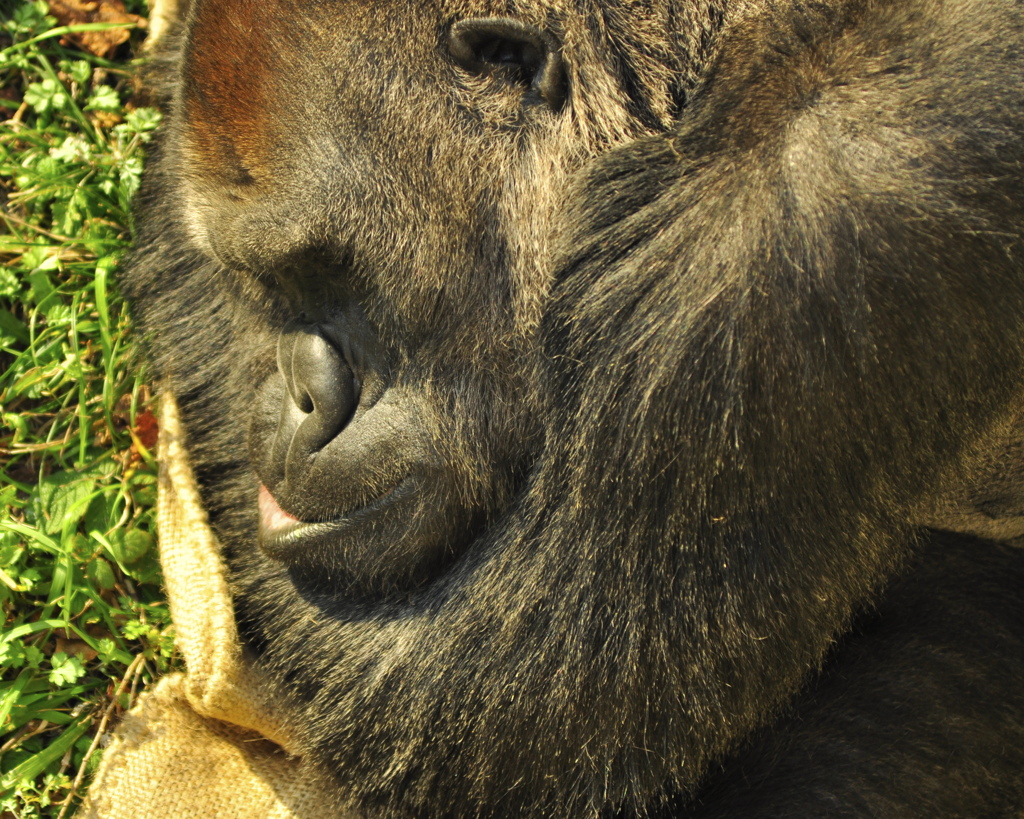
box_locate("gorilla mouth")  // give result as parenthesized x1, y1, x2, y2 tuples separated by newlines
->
(255, 478, 416, 560)
(245, 311, 475, 593)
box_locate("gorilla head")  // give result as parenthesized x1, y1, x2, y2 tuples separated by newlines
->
(125, 0, 1024, 815)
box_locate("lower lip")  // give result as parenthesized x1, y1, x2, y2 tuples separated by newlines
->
(258, 485, 300, 532)
(256, 478, 413, 558)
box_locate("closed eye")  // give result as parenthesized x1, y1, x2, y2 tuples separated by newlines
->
(465, 33, 543, 83)
(448, 17, 567, 111)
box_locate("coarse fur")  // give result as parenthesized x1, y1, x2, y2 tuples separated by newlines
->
(122, 0, 1024, 815)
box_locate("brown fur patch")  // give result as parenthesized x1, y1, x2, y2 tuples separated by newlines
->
(181, 0, 303, 185)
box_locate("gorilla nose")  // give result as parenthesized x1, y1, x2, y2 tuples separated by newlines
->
(276, 322, 359, 464)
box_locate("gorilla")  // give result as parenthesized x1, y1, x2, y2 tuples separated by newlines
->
(123, 0, 1024, 815)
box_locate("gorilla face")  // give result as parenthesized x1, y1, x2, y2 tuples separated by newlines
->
(175, 1, 564, 595)
(168, 0, 707, 598)
(124, 0, 1024, 815)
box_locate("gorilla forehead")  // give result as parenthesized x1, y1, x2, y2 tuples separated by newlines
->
(175, 0, 711, 329)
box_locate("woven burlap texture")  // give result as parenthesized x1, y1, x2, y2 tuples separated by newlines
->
(81, 395, 336, 818)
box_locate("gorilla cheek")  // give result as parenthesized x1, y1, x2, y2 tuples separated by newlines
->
(247, 321, 461, 594)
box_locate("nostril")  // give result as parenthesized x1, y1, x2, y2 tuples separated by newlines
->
(277, 322, 359, 452)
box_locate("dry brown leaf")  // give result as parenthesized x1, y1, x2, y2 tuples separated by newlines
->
(46, 0, 146, 58)
(89, 110, 122, 129)
(55, 637, 100, 664)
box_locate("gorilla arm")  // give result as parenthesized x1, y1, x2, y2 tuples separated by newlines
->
(686, 532, 1024, 818)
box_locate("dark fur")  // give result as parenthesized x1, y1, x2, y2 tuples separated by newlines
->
(123, 0, 1024, 815)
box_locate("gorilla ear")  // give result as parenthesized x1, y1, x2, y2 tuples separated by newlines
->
(448, 17, 567, 111)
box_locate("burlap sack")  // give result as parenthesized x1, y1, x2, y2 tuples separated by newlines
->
(80, 396, 338, 818)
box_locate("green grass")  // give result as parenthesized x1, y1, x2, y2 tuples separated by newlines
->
(0, 2, 174, 815)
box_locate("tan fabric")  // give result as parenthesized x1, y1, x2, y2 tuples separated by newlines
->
(143, 0, 189, 45)
(80, 675, 326, 818)
(81, 396, 337, 818)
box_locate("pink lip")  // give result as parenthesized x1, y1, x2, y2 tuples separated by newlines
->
(258, 484, 300, 533)
(255, 476, 417, 563)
